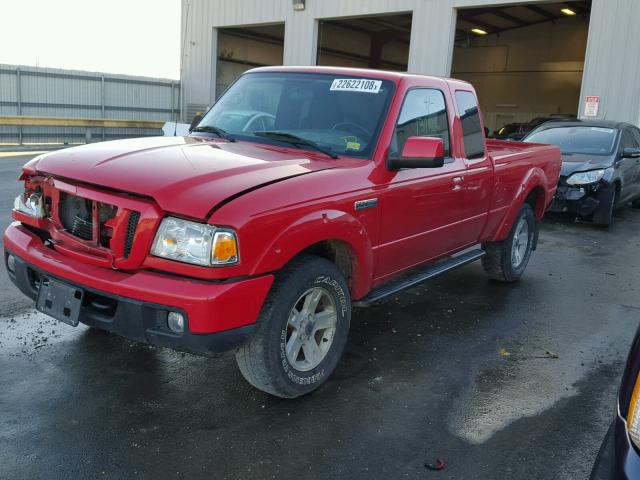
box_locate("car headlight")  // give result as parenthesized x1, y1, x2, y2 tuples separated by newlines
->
(14, 191, 45, 218)
(151, 217, 239, 266)
(566, 169, 605, 186)
(626, 373, 640, 449)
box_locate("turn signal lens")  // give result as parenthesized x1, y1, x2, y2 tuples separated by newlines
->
(627, 373, 640, 448)
(211, 230, 239, 265)
(151, 217, 239, 267)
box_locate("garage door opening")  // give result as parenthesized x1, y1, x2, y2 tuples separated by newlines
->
(451, 1, 591, 139)
(215, 24, 284, 100)
(317, 13, 411, 71)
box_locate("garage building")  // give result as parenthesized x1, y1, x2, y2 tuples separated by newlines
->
(180, 0, 640, 133)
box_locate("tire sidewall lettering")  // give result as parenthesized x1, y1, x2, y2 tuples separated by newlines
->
(276, 273, 348, 386)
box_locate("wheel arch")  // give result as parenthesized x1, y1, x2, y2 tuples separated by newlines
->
(491, 168, 549, 242)
(251, 209, 374, 299)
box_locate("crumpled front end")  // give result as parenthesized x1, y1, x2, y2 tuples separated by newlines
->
(5, 172, 274, 354)
(549, 174, 614, 222)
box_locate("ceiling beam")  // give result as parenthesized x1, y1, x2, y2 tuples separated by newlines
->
(359, 17, 412, 34)
(221, 28, 284, 46)
(525, 5, 558, 20)
(490, 10, 528, 27)
(323, 20, 410, 45)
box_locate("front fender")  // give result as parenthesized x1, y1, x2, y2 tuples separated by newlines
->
(491, 167, 549, 242)
(252, 209, 374, 299)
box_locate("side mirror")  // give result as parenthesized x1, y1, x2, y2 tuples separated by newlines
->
(388, 136, 445, 170)
(623, 147, 640, 158)
(189, 112, 204, 132)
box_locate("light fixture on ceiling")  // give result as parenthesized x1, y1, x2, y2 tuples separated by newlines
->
(293, 0, 305, 11)
(561, 8, 577, 16)
(471, 28, 488, 35)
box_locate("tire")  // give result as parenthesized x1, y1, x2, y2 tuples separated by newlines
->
(482, 203, 535, 282)
(592, 183, 617, 227)
(235, 254, 351, 398)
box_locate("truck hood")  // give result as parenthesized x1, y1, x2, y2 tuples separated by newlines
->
(560, 153, 614, 177)
(32, 136, 336, 219)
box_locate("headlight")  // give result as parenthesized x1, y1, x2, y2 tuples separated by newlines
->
(626, 373, 640, 449)
(14, 191, 45, 218)
(566, 169, 605, 186)
(151, 217, 238, 266)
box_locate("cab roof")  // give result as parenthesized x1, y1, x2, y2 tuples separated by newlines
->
(538, 119, 631, 130)
(245, 65, 472, 87)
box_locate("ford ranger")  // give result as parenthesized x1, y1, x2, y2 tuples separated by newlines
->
(4, 67, 561, 398)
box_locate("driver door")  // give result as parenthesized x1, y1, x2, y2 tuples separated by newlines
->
(374, 88, 470, 281)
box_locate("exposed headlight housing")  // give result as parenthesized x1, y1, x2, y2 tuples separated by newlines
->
(13, 191, 45, 218)
(566, 169, 606, 186)
(151, 217, 239, 267)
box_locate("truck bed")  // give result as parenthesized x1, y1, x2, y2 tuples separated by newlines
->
(486, 139, 560, 165)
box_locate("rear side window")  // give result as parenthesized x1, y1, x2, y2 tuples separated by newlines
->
(454, 90, 484, 158)
(392, 88, 450, 157)
(621, 129, 639, 151)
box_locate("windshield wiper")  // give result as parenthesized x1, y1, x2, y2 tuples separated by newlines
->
(191, 125, 236, 142)
(253, 131, 338, 159)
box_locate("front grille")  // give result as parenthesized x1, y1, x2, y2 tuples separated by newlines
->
(59, 192, 93, 240)
(124, 211, 140, 258)
(58, 192, 117, 245)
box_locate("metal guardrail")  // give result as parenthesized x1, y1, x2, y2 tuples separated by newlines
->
(0, 115, 166, 144)
(0, 115, 165, 129)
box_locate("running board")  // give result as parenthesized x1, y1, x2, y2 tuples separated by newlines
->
(354, 249, 486, 307)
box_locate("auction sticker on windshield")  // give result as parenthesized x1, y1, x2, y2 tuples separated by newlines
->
(330, 79, 382, 94)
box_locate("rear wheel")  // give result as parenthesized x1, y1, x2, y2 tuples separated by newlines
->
(482, 203, 535, 282)
(235, 255, 351, 398)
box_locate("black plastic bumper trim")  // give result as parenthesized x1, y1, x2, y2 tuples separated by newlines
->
(5, 250, 255, 356)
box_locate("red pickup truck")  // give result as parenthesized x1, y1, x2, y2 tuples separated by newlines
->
(5, 67, 560, 397)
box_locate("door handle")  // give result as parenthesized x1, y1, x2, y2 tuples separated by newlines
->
(452, 176, 464, 192)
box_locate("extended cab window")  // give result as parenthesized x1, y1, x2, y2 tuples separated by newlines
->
(392, 88, 450, 157)
(197, 72, 395, 159)
(454, 90, 484, 158)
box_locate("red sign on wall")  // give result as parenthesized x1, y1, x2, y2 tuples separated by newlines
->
(584, 96, 600, 117)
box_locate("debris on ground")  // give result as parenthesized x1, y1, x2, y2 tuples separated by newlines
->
(425, 458, 446, 471)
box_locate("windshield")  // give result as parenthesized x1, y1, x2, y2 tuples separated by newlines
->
(195, 72, 396, 159)
(525, 126, 617, 156)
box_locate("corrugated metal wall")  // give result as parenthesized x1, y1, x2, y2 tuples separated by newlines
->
(0, 64, 180, 144)
(182, 0, 640, 126)
(579, 0, 640, 125)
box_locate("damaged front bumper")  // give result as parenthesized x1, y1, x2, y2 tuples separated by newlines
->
(549, 179, 612, 220)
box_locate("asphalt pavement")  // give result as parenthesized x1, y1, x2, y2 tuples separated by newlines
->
(1, 152, 639, 479)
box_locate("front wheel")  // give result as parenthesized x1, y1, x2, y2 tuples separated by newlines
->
(482, 203, 536, 282)
(592, 184, 617, 227)
(235, 255, 351, 398)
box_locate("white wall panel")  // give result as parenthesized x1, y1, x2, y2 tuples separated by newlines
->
(580, 0, 640, 124)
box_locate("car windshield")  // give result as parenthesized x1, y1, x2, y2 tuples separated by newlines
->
(525, 126, 617, 156)
(194, 72, 396, 159)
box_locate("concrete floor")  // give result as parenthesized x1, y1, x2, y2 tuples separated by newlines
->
(0, 153, 638, 479)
